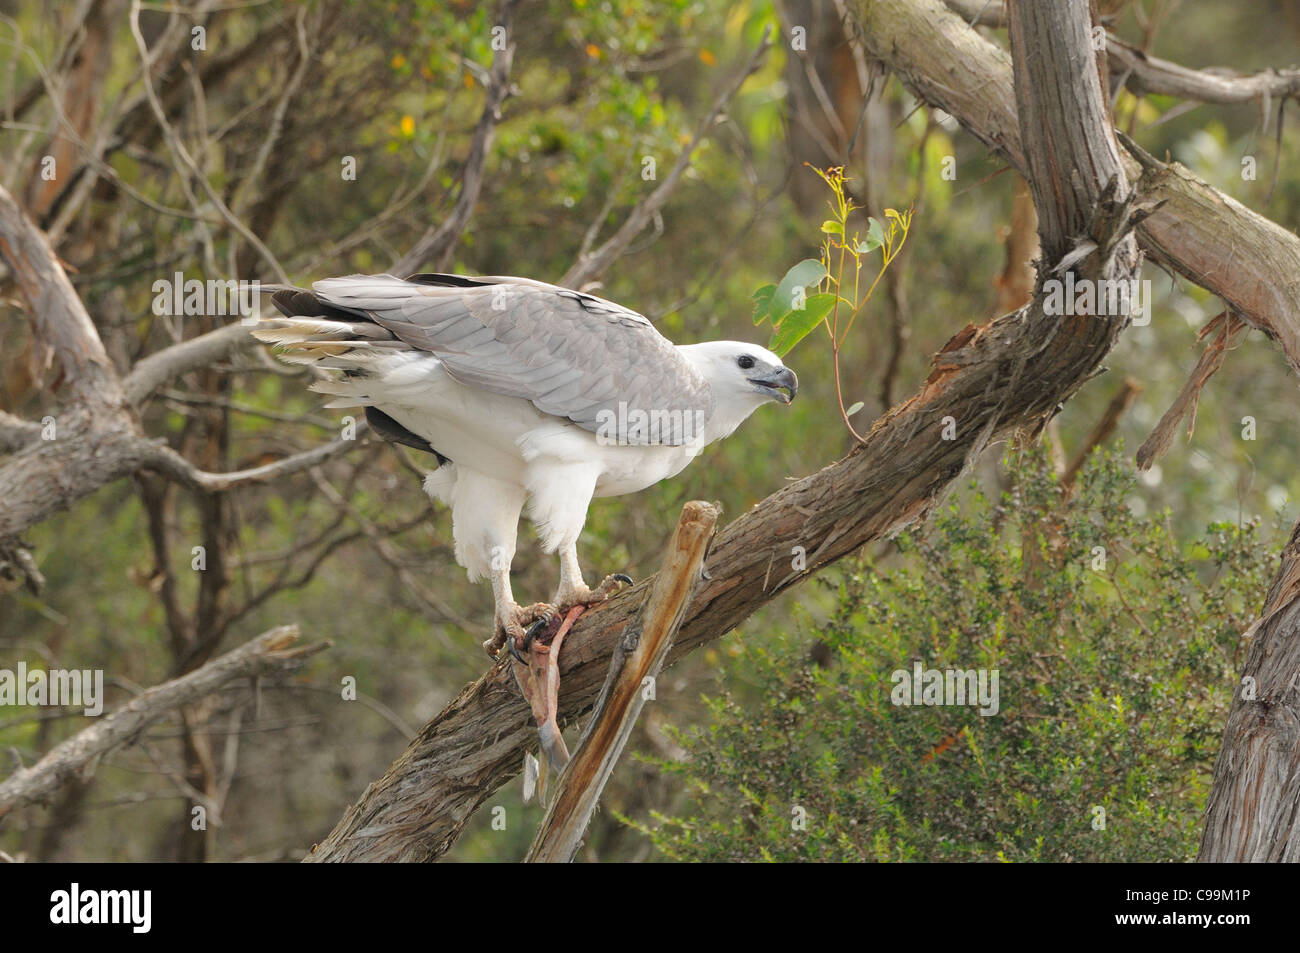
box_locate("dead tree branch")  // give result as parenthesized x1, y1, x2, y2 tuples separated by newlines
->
(0, 625, 326, 817)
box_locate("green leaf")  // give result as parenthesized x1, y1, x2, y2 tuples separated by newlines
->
(846, 401, 864, 417)
(751, 283, 776, 325)
(768, 292, 837, 356)
(857, 218, 886, 255)
(772, 259, 829, 314)
(820, 220, 843, 236)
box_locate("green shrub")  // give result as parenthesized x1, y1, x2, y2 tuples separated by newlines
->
(634, 444, 1275, 861)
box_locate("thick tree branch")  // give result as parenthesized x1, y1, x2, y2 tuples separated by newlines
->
(1200, 521, 1300, 861)
(0, 181, 143, 539)
(0, 184, 122, 407)
(854, 0, 1300, 377)
(0, 625, 326, 817)
(0, 416, 149, 539)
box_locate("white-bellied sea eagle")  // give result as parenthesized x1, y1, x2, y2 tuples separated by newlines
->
(254, 273, 797, 658)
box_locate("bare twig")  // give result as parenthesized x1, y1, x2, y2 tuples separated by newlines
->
(141, 426, 369, 493)
(1136, 311, 1249, 470)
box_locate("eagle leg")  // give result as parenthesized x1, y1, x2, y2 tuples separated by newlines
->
(553, 571, 634, 611)
(554, 543, 634, 609)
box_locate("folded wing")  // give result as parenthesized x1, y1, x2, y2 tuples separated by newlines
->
(309, 273, 713, 445)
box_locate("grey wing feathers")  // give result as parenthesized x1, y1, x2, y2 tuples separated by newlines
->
(312, 273, 714, 445)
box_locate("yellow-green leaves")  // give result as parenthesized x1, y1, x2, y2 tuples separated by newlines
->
(747, 166, 915, 437)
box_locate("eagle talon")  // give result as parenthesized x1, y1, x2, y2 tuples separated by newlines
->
(612, 572, 634, 586)
(492, 601, 557, 661)
(508, 637, 528, 665)
(522, 616, 550, 651)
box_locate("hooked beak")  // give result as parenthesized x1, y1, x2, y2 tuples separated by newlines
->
(750, 366, 798, 404)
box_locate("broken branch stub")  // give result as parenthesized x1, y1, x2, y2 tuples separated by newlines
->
(525, 500, 719, 863)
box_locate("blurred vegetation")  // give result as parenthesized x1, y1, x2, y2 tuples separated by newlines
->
(1, 0, 1298, 861)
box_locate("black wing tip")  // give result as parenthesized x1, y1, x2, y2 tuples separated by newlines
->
(271, 288, 374, 322)
(270, 288, 316, 318)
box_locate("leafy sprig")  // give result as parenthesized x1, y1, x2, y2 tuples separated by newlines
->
(752, 165, 913, 441)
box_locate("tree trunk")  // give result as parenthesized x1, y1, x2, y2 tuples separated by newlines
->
(1198, 520, 1300, 861)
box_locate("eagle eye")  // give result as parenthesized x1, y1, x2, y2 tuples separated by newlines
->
(737, 355, 756, 370)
